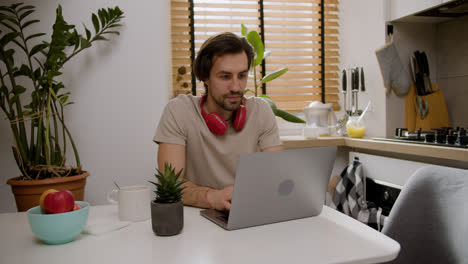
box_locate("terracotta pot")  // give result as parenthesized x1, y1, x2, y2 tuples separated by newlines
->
(6, 172, 89, 212)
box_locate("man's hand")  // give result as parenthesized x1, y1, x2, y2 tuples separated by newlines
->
(206, 186, 233, 211)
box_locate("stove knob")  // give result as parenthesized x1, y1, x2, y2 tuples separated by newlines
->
(425, 134, 435, 143)
(395, 128, 407, 137)
(457, 135, 468, 146)
(446, 135, 456, 145)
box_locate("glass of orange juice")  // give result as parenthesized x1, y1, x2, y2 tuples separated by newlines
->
(346, 116, 366, 138)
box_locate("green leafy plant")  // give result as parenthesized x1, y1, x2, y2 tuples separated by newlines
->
(241, 24, 305, 124)
(149, 163, 187, 204)
(0, 3, 124, 180)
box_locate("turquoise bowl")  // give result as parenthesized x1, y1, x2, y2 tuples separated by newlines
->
(27, 201, 89, 245)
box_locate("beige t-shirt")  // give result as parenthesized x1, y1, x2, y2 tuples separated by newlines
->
(153, 94, 282, 189)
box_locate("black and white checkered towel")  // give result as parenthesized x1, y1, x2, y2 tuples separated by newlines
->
(330, 159, 386, 230)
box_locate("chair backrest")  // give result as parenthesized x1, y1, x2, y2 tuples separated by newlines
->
(382, 165, 468, 264)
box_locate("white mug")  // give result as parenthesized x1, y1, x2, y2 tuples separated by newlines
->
(107, 185, 152, 222)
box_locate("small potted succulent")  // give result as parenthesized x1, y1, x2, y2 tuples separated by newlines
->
(149, 162, 186, 236)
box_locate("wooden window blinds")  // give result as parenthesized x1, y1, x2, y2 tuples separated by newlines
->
(170, 0, 340, 112)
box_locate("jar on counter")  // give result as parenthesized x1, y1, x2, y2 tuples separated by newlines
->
(346, 116, 366, 138)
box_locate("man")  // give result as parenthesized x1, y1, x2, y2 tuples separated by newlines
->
(154, 32, 283, 211)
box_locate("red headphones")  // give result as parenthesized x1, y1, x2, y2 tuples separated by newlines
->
(200, 95, 246, 136)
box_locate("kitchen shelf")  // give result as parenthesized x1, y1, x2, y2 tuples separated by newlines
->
(281, 136, 468, 162)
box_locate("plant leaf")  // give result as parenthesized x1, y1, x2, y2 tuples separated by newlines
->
(0, 7, 16, 14)
(275, 109, 306, 124)
(98, 9, 106, 26)
(29, 43, 48, 57)
(84, 25, 91, 40)
(93, 36, 108, 41)
(19, 10, 34, 21)
(258, 95, 277, 114)
(21, 19, 39, 29)
(91, 13, 100, 34)
(17, 5, 35, 13)
(59, 95, 69, 105)
(13, 85, 26, 95)
(25, 32, 46, 42)
(80, 37, 90, 49)
(1, 14, 19, 26)
(13, 64, 31, 77)
(108, 23, 123, 28)
(34, 68, 41, 80)
(72, 29, 80, 51)
(262, 67, 288, 83)
(102, 31, 120, 35)
(0, 32, 19, 46)
(241, 24, 248, 36)
(0, 21, 18, 32)
(12, 39, 27, 53)
(246, 31, 264, 67)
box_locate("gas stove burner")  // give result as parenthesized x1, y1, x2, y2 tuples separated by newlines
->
(389, 127, 468, 148)
(395, 128, 433, 140)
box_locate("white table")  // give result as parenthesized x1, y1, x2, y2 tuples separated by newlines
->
(0, 205, 399, 264)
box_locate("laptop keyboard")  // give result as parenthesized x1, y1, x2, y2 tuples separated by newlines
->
(215, 210, 230, 222)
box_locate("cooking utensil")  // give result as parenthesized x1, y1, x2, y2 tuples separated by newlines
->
(360, 67, 365, 92)
(351, 69, 354, 109)
(415, 96, 429, 119)
(413, 51, 425, 96)
(357, 100, 371, 124)
(352, 67, 359, 116)
(410, 55, 416, 83)
(421, 51, 432, 94)
(342, 69, 348, 115)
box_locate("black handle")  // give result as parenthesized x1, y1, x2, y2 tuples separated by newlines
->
(360, 67, 365, 92)
(421, 52, 430, 76)
(353, 68, 359, 91)
(342, 69, 347, 92)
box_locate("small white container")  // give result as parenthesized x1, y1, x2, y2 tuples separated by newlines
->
(303, 101, 337, 136)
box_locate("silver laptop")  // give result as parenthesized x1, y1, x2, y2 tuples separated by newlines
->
(200, 146, 337, 230)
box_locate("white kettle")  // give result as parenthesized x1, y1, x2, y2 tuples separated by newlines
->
(302, 101, 338, 137)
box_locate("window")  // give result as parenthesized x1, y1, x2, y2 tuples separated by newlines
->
(170, 0, 340, 112)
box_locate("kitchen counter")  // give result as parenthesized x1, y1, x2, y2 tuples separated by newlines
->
(281, 136, 468, 162)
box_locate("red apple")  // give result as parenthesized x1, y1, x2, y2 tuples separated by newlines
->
(39, 189, 58, 210)
(73, 203, 82, 211)
(43, 190, 75, 214)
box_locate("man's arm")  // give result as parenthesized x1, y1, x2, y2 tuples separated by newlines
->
(158, 143, 232, 210)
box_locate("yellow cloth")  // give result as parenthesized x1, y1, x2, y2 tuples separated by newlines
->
(405, 84, 450, 131)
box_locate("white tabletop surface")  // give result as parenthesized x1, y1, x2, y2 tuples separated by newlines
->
(0, 205, 399, 264)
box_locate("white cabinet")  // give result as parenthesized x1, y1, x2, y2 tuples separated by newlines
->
(389, 0, 442, 21)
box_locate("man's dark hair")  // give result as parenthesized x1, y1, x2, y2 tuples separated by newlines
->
(193, 32, 255, 93)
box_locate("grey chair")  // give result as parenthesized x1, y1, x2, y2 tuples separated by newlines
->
(382, 165, 468, 264)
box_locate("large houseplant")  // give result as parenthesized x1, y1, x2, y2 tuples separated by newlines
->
(0, 3, 124, 211)
(149, 162, 186, 236)
(241, 24, 305, 124)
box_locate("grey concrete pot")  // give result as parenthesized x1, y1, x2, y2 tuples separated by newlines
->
(151, 200, 184, 236)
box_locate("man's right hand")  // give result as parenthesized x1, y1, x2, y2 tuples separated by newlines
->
(206, 186, 233, 211)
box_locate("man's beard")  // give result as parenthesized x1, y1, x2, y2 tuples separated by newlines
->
(212, 92, 243, 112)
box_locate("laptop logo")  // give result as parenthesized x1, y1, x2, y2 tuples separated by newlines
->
(278, 179, 294, 196)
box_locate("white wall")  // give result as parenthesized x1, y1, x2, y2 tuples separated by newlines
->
(338, 0, 387, 137)
(0, 0, 171, 212)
